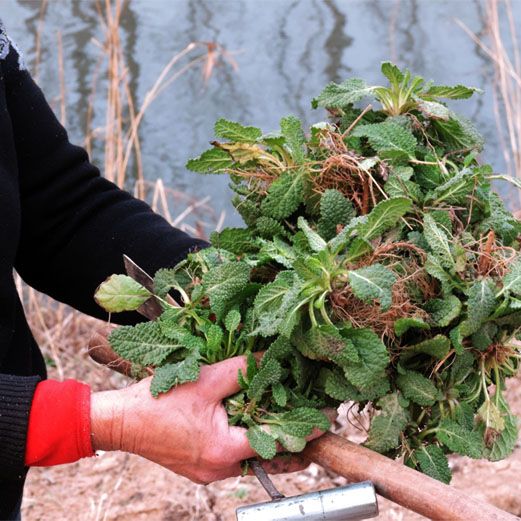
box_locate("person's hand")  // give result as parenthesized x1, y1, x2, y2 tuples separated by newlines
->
(90, 356, 329, 484)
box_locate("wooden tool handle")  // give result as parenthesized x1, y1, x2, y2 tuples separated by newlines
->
(305, 432, 516, 521)
(88, 330, 517, 521)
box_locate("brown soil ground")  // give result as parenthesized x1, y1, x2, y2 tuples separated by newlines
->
(20, 309, 521, 521)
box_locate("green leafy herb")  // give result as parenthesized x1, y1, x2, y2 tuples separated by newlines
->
(96, 63, 521, 481)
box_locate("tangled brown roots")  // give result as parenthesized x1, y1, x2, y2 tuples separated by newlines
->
(330, 242, 433, 341)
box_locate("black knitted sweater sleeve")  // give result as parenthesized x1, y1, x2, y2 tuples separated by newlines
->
(0, 23, 207, 497)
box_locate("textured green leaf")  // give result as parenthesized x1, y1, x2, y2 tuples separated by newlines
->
(272, 382, 288, 407)
(319, 367, 361, 401)
(159, 321, 206, 353)
(498, 260, 521, 297)
(425, 295, 461, 326)
(109, 322, 185, 366)
(342, 328, 390, 396)
(423, 84, 481, 100)
(256, 216, 287, 239)
(328, 215, 368, 253)
(394, 317, 430, 336)
(278, 407, 330, 437)
(150, 351, 201, 396)
(297, 217, 327, 252)
(346, 238, 373, 262)
(397, 371, 441, 406)
(252, 271, 302, 337)
(205, 324, 224, 353)
(427, 168, 477, 205)
(153, 269, 189, 299)
(247, 426, 277, 459)
(312, 78, 375, 108)
(270, 425, 306, 452)
(365, 393, 410, 453)
(414, 445, 451, 484)
(466, 279, 497, 333)
(261, 170, 304, 219)
(481, 403, 518, 461)
(405, 335, 450, 360)
(381, 61, 404, 87)
(280, 115, 306, 163)
(352, 121, 417, 160)
(357, 197, 412, 241)
(95, 274, 151, 313)
(299, 325, 359, 366)
(425, 254, 454, 291)
(417, 100, 450, 120)
(202, 262, 251, 320)
(432, 113, 484, 150)
(348, 263, 397, 311)
(210, 228, 258, 254)
(248, 358, 283, 401)
(423, 214, 455, 270)
(436, 419, 483, 458)
(214, 118, 262, 142)
(261, 337, 294, 368)
(224, 309, 241, 332)
(318, 189, 355, 241)
(186, 148, 234, 172)
(384, 169, 423, 201)
(258, 237, 296, 268)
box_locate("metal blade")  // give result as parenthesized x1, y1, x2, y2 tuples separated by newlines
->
(123, 255, 165, 320)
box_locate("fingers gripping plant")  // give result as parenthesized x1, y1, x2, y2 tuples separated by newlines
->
(95, 62, 521, 483)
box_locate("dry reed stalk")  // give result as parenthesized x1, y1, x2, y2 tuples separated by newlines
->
(457, 0, 521, 204)
(32, 0, 48, 81)
(56, 30, 66, 126)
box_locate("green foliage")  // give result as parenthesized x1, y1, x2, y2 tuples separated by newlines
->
(365, 393, 409, 453)
(95, 275, 151, 312)
(109, 322, 185, 366)
(312, 78, 375, 108)
(348, 263, 396, 311)
(277, 407, 330, 437)
(202, 262, 251, 320)
(261, 170, 304, 219)
(246, 426, 277, 460)
(423, 214, 455, 270)
(318, 189, 355, 240)
(352, 121, 417, 160)
(436, 420, 483, 458)
(214, 118, 262, 142)
(150, 351, 201, 397)
(397, 371, 441, 406)
(425, 296, 461, 326)
(357, 197, 412, 240)
(186, 148, 234, 173)
(96, 62, 521, 477)
(210, 228, 258, 254)
(414, 445, 451, 484)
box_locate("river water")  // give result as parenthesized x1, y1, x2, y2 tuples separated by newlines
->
(3, 0, 521, 225)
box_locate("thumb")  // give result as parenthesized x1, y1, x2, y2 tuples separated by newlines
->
(199, 355, 249, 399)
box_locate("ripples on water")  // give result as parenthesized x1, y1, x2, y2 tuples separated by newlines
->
(4, 0, 521, 224)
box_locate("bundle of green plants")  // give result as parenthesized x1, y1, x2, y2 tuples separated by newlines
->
(95, 63, 521, 483)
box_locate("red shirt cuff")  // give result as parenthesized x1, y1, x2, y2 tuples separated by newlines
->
(25, 379, 94, 467)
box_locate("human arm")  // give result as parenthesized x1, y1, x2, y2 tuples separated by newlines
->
(1, 30, 207, 323)
(23, 357, 311, 482)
